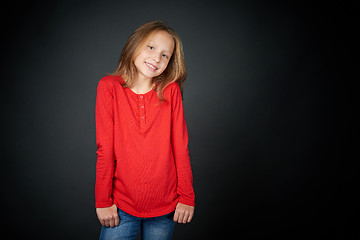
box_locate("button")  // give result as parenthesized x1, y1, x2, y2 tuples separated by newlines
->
(141, 106, 144, 108)
(141, 116, 145, 119)
(139, 95, 143, 98)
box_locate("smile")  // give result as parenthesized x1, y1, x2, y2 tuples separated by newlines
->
(145, 62, 158, 71)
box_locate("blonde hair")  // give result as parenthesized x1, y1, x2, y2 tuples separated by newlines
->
(112, 20, 187, 103)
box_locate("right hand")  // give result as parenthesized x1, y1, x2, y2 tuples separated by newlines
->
(96, 204, 120, 227)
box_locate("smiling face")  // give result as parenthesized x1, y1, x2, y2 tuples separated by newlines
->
(133, 30, 175, 81)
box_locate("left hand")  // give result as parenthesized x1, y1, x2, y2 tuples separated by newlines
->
(173, 202, 195, 223)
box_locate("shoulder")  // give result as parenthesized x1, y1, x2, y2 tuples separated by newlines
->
(96, 76, 124, 99)
(97, 75, 124, 91)
(164, 81, 180, 96)
(98, 75, 123, 85)
(163, 81, 183, 104)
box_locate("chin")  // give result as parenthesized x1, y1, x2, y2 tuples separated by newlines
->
(145, 71, 162, 79)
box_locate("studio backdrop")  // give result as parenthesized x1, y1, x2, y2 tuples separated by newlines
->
(1, 0, 356, 239)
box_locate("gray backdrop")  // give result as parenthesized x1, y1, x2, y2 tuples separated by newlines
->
(1, 0, 357, 239)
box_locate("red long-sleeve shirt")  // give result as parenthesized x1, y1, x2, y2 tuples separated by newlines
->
(95, 75, 195, 217)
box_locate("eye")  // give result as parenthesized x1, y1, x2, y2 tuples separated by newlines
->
(148, 46, 154, 50)
(162, 54, 168, 58)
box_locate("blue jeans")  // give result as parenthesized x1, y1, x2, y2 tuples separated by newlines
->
(99, 208, 175, 240)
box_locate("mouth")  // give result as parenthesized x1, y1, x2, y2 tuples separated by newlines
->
(145, 62, 158, 71)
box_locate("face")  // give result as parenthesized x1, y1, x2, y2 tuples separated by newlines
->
(133, 30, 175, 80)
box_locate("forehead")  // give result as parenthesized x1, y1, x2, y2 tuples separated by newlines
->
(148, 30, 175, 52)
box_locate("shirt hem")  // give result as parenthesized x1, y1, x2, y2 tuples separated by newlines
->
(113, 198, 179, 218)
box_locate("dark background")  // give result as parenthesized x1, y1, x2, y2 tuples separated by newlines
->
(1, 0, 357, 239)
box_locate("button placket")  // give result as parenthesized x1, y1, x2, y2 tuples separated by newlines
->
(139, 94, 145, 125)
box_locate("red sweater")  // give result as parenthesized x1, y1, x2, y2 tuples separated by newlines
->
(95, 75, 195, 217)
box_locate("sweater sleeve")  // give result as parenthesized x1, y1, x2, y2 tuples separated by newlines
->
(171, 83, 195, 207)
(95, 78, 115, 208)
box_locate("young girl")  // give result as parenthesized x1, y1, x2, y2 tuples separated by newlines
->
(95, 21, 195, 240)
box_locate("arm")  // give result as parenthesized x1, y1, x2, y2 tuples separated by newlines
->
(95, 79, 119, 227)
(170, 83, 195, 223)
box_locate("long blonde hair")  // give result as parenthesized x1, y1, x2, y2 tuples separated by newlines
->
(112, 20, 187, 103)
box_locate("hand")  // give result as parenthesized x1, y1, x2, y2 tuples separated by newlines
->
(96, 204, 120, 227)
(173, 202, 194, 224)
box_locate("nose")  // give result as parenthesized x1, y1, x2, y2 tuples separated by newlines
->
(152, 53, 161, 63)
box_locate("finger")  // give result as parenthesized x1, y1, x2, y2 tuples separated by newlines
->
(100, 219, 105, 226)
(187, 211, 194, 223)
(110, 217, 116, 228)
(177, 211, 185, 224)
(114, 215, 120, 226)
(173, 210, 179, 222)
(104, 219, 110, 228)
(182, 211, 190, 224)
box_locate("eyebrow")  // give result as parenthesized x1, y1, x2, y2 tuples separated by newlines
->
(148, 41, 173, 54)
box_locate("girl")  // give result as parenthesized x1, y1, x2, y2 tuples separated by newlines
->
(95, 20, 195, 240)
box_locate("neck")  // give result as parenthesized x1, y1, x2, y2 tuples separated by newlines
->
(130, 74, 155, 94)
(135, 74, 152, 85)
